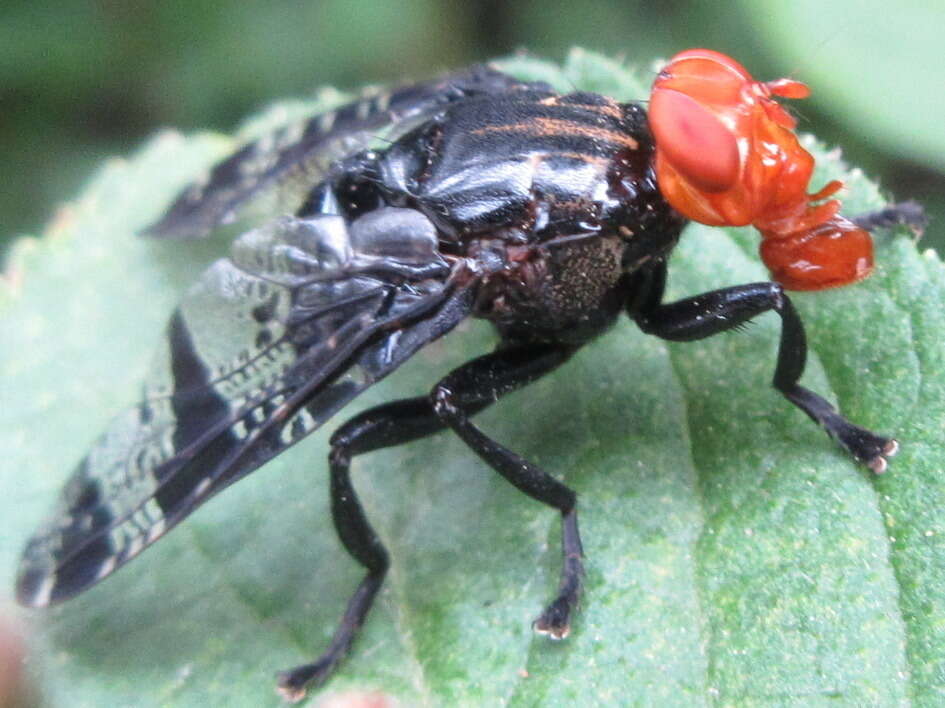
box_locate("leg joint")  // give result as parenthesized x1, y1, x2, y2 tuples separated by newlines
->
(430, 384, 458, 421)
(328, 445, 350, 468)
(769, 282, 785, 310)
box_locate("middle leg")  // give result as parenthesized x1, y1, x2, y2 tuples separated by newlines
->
(430, 343, 584, 637)
(280, 340, 582, 697)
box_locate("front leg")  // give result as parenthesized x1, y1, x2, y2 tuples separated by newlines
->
(851, 200, 927, 234)
(631, 264, 896, 473)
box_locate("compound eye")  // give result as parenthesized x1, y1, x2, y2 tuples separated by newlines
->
(661, 49, 753, 101)
(650, 87, 740, 193)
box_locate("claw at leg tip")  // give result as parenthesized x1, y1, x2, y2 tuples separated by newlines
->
(276, 676, 307, 704)
(885, 439, 900, 458)
(276, 687, 306, 704)
(867, 439, 899, 475)
(533, 619, 570, 640)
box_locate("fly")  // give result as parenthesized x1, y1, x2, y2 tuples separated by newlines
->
(16, 52, 925, 701)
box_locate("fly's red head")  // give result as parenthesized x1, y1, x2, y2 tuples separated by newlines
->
(649, 48, 873, 290)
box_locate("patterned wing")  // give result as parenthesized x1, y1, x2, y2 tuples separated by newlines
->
(17, 211, 475, 607)
(144, 66, 530, 239)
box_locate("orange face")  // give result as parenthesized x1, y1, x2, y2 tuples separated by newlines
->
(649, 48, 873, 291)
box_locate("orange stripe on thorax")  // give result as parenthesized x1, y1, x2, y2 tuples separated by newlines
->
(473, 118, 639, 150)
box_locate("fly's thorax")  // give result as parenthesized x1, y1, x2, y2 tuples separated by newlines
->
(372, 89, 667, 241)
(299, 83, 686, 344)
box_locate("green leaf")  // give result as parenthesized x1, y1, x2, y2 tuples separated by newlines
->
(2, 49, 944, 706)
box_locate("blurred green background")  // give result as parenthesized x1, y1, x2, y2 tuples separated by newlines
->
(2, 0, 943, 256)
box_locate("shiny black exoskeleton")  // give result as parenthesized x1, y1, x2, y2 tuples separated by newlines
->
(17, 66, 903, 701)
(299, 83, 685, 345)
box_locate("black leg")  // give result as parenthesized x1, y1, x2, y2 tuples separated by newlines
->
(632, 271, 896, 473)
(276, 444, 389, 701)
(277, 342, 575, 700)
(851, 200, 927, 234)
(429, 343, 584, 638)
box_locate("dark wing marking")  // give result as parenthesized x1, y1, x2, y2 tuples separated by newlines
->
(17, 212, 477, 606)
(144, 66, 532, 240)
